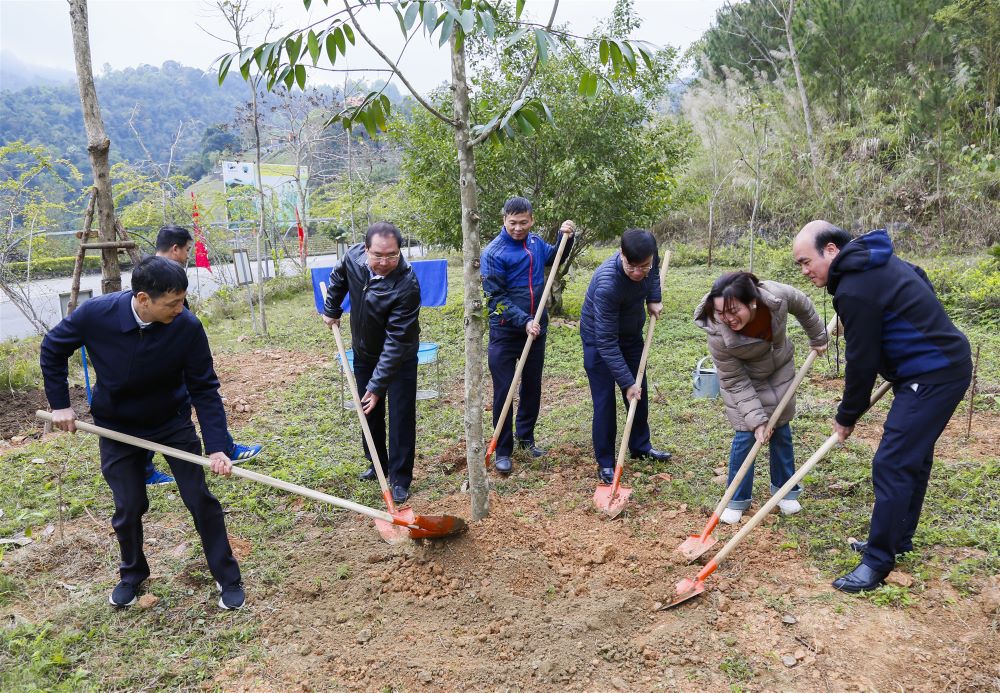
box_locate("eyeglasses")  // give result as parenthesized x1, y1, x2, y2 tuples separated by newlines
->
(367, 252, 400, 264)
(622, 258, 653, 273)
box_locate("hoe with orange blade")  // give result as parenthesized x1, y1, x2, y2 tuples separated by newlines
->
(664, 379, 892, 608)
(485, 224, 573, 468)
(36, 411, 467, 541)
(593, 250, 671, 519)
(675, 314, 840, 561)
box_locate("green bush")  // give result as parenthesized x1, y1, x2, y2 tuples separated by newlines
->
(3, 256, 107, 280)
(0, 339, 42, 391)
(926, 249, 1000, 326)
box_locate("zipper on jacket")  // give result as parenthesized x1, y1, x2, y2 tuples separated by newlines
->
(524, 238, 535, 315)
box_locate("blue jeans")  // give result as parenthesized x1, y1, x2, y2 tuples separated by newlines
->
(726, 423, 800, 510)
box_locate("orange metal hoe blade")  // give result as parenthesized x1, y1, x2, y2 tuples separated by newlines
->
(374, 507, 416, 544)
(407, 514, 468, 540)
(664, 560, 718, 609)
(593, 483, 632, 519)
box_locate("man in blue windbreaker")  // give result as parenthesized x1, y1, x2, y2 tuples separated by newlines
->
(40, 256, 245, 610)
(481, 197, 575, 475)
(793, 221, 971, 593)
(579, 228, 672, 483)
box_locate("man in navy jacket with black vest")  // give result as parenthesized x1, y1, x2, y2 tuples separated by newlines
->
(793, 221, 971, 593)
(480, 197, 575, 475)
(40, 256, 245, 610)
(580, 229, 672, 483)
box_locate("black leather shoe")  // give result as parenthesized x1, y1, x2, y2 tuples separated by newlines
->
(495, 456, 512, 475)
(599, 467, 615, 484)
(831, 563, 888, 593)
(358, 465, 378, 482)
(850, 539, 913, 555)
(631, 448, 672, 462)
(391, 484, 410, 504)
(518, 441, 546, 458)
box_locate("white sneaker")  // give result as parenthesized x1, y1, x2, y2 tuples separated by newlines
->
(777, 498, 802, 516)
(720, 508, 743, 524)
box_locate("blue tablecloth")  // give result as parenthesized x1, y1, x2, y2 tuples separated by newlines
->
(311, 258, 448, 313)
(335, 342, 440, 369)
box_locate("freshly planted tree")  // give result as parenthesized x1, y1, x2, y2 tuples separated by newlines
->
(218, 0, 658, 520)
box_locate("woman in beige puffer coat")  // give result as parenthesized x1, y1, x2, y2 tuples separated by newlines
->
(694, 272, 828, 524)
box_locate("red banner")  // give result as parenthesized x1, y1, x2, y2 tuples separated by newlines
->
(190, 192, 212, 272)
(295, 206, 306, 263)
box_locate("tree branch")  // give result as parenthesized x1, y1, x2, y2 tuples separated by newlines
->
(469, 0, 560, 146)
(343, 0, 456, 127)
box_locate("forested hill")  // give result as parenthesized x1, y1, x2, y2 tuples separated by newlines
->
(0, 61, 248, 177)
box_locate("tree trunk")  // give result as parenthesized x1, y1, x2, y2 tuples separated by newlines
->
(450, 36, 489, 521)
(782, 0, 819, 173)
(250, 85, 269, 335)
(69, 0, 122, 295)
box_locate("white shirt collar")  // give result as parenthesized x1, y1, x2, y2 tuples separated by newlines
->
(130, 297, 152, 329)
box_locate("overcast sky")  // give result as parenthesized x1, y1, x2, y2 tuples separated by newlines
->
(1, 0, 724, 93)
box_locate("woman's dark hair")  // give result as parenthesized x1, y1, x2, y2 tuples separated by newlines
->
(502, 196, 533, 216)
(132, 256, 188, 299)
(155, 225, 194, 253)
(620, 228, 657, 264)
(696, 271, 762, 323)
(365, 221, 403, 248)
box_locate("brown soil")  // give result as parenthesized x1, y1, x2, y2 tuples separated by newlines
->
(0, 349, 321, 451)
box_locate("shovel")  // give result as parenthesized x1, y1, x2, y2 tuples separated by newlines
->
(328, 314, 416, 544)
(485, 224, 573, 467)
(35, 411, 467, 540)
(664, 379, 892, 609)
(593, 250, 671, 519)
(676, 314, 840, 561)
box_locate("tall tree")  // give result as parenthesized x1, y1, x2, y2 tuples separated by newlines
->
(219, 0, 655, 520)
(68, 0, 123, 294)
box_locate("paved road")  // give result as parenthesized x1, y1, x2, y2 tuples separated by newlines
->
(1, 248, 424, 342)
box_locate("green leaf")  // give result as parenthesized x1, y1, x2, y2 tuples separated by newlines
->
(516, 0, 525, 19)
(439, 13, 455, 47)
(326, 31, 338, 65)
(304, 0, 312, 8)
(599, 39, 610, 65)
(218, 54, 234, 85)
(394, 6, 407, 34)
(283, 66, 296, 89)
(514, 112, 535, 135)
(380, 93, 391, 113)
(609, 40, 624, 77)
(307, 30, 321, 64)
(344, 24, 355, 45)
(533, 29, 549, 63)
(617, 39, 636, 74)
(519, 106, 541, 130)
(372, 100, 388, 131)
(360, 109, 378, 138)
(506, 27, 528, 48)
(422, 2, 439, 31)
(287, 35, 302, 65)
(334, 27, 346, 56)
(577, 71, 596, 98)
(404, 2, 419, 30)
(295, 64, 306, 90)
(480, 10, 496, 39)
(240, 58, 252, 80)
(457, 9, 475, 33)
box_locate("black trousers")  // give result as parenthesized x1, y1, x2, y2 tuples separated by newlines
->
(488, 329, 546, 457)
(98, 415, 241, 587)
(862, 375, 970, 573)
(582, 336, 652, 469)
(354, 356, 418, 489)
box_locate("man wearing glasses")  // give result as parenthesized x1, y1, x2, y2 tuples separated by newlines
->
(322, 222, 421, 503)
(481, 197, 575, 475)
(579, 228, 672, 484)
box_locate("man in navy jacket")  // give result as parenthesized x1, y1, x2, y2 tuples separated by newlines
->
(580, 229, 672, 483)
(40, 256, 245, 610)
(793, 221, 971, 592)
(481, 197, 575, 475)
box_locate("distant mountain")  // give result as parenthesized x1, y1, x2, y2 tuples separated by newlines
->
(0, 51, 76, 92)
(0, 60, 253, 178)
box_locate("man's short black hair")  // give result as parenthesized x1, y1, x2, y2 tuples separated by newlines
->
(365, 221, 402, 248)
(814, 225, 852, 252)
(156, 225, 194, 253)
(132, 256, 188, 299)
(620, 228, 657, 264)
(502, 196, 533, 216)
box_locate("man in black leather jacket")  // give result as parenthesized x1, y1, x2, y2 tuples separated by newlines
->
(322, 222, 421, 502)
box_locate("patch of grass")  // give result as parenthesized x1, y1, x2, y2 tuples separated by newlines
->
(864, 585, 915, 608)
(719, 653, 755, 684)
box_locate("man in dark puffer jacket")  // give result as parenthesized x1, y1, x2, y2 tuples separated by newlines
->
(793, 221, 971, 593)
(580, 229, 672, 484)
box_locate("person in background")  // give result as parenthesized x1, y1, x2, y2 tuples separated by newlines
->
(579, 228, 672, 484)
(480, 197, 575, 475)
(41, 256, 246, 609)
(143, 225, 262, 486)
(322, 222, 421, 503)
(694, 271, 828, 524)
(793, 220, 971, 592)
